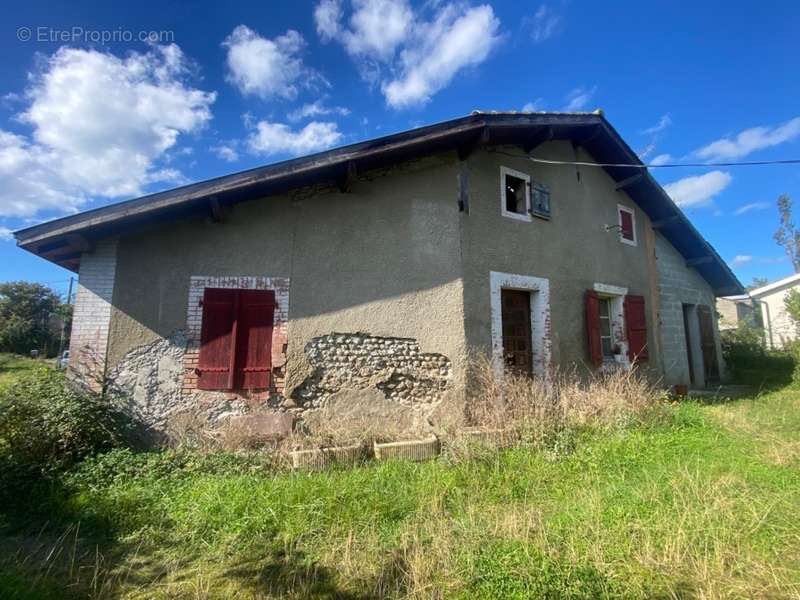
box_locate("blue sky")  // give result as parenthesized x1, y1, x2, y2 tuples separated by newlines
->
(1, 0, 799, 297)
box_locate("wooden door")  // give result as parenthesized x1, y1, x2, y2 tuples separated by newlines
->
(697, 305, 720, 384)
(501, 289, 532, 375)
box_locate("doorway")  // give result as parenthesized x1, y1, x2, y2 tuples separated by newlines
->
(501, 289, 532, 375)
(697, 305, 720, 384)
(682, 303, 719, 387)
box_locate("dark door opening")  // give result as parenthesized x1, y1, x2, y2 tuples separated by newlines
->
(501, 289, 532, 375)
(682, 304, 696, 386)
(697, 305, 720, 384)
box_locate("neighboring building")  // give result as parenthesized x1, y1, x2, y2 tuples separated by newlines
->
(748, 273, 800, 349)
(717, 294, 759, 331)
(14, 112, 743, 435)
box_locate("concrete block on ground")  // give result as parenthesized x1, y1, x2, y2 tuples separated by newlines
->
(374, 437, 440, 462)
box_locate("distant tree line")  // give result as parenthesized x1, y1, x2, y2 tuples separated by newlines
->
(0, 281, 71, 357)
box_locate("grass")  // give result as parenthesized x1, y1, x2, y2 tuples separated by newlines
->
(1, 355, 799, 598)
(0, 353, 43, 385)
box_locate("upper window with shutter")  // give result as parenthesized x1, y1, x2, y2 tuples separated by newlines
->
(500, 166, 531, 221)
(500, 166, 551, 221)
(197, 288, 275, 391)
(618, 205, 637, 246)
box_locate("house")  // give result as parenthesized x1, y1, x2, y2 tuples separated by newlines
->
(717, 294, 759, 331)
(747, 273, 800, 348)
(14, 112, 743, 435)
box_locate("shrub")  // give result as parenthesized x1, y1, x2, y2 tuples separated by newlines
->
(721, 323, 794, 387)
(0, 367, 128, 482)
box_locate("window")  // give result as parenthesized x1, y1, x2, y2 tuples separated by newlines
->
(586, 287, 648, 367)
(598, 297, 614, 358)
(500, 166, 531, 221)
(196, 288, 275, 391)
(618, 205, 636, 245)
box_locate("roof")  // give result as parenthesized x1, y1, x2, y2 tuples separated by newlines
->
(748, 272, 800, 297)
(13, 111, 744, 296)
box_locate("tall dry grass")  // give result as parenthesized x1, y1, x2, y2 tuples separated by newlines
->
(465, 355, 666, 436)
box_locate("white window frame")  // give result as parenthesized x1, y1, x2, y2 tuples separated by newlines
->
(500, 166, 532, 222)
(593, 282, 631, 370)
(490, 271, 551, 378)
(617, 204, 637, 246)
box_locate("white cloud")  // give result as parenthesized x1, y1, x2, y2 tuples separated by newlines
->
(641, 114, 672, 136)
(0, 45, 215, 219)
(212, 143, 239, 162)
(734, 201, 769, 216)
(287, 99, 351, 122)
(522, 98, 544, 112)
(314, 0, 344, 41)
(526, 4, 561, 43)
(663, 170, 732, 208)
(247, 121, 342, 156)
(315, 0, 501, 108)
(382, 4, 501, 108)
(316, 0, 414, 63)
(223, 25, 320, 100)
(731, 254, 753, 267)
(695, 117, 800, 161)
(650, 153, 672, 166)
(562, 86, 596, 111)
(0, 226, 13, 241)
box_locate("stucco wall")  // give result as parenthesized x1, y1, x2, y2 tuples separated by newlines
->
(655, 232, 723, 386)
(105, 154, 468, 432)
(756, 285, 798, 348)
(459, 143, 661, 377)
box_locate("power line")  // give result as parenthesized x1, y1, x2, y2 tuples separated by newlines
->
(525, 156, 800, 169)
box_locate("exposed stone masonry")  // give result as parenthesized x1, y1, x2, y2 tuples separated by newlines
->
(292, 332, 452, 409)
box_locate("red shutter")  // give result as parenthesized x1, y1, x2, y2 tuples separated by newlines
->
(235, 290, 275, 390)
(624, 294, 648, 361)
(585, 290, 602, 367)
(197, 288, 238, 390)
(620, 209, 634, 241)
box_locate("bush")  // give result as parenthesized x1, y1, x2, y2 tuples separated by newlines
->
(721, 323, 794, 387)
(0, 367, 128, 482)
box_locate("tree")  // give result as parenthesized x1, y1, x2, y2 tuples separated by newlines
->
(0, 282, 64, 356)
(773, 194, 800, 272)
(747, 277, 769, 291)
(785, 288, 800, 333)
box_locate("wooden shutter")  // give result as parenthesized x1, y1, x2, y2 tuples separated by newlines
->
(585, 290, 602, 367)
(624, 294, 648, 361)
(235, 290, 275, 390)
(197, 288, 238, 390)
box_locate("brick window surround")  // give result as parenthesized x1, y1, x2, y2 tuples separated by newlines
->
(183, 276, 290, 397)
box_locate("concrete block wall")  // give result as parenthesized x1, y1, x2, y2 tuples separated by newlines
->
(68, 238, 118, 388)
(655, 233, 723, 386)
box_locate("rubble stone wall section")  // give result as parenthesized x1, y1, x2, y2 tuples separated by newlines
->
(292, 332, 453, 410)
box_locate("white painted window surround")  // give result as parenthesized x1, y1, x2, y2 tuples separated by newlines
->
(617, 204, 637, 246)
(592, 282, 630, 370)
(500, 166, 532, 222)
(490, 271, 551, 378)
